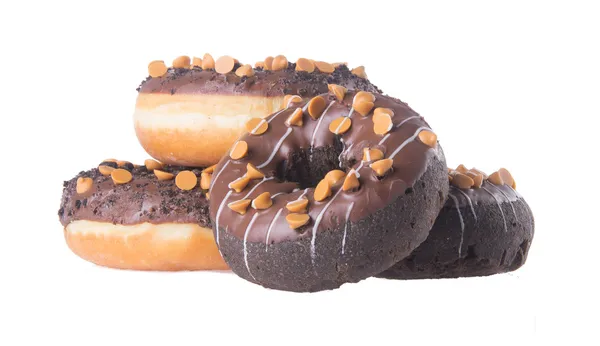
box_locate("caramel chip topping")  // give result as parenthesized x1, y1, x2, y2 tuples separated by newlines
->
(488, 171, 504, 186)
(271, 55, 288, 71)
(245, 118, 269, 135)
(148, 60, 168, 78)
(117, 160, 131, 168)
(353, 91, 376, 104)
(354, 101, 375, 117)
(144, 159, 163, 171)
(235, 64, 255, 77)
(370, 159, 394, 177)
(418, 130, 437, 148)
(286, 108, 304, 127)
(328, 84, 347, 102)
(325, 169, 346, 187)
(362, 148, 384, 162)
(175, 170, 198, 191)
(286, 213, 310, 229)
(192, 57, 203, 67)
(98, 165, 115, 176)
(202, 164, 217, 174)
(498, 168, 516, 189)
(329, 117, 352, 135)
(455, 164, 468, 173)
(228, 199, 252, 215)
(246, 163, 265, 180)
(296, 58, 315, 73)
(263, 56, 274, 70)
(254, 61, 265, 69)
(308, 96, 327, 120)
(373, 113, 393, 135)
(154, 170, 174, 181)
(230, 140, 248, 160)
(228, 176, 251, 193)
(470, 168, 489, 179)
(351, 66, 367, 78)
(215, 55, 235, 74)
(200, 172, 212, 190)
(471, 174, 483, 189)
(314, 179, 332, 202)
(252, 192, 273, 210)
(202, 53, 215, 69)
(342, 171, 360, 191)
(451, 172, 474, 189)
(314, 61, 334, 73)
(111, 169, 133, 185)
(286, 198, 309, 213)
(76, 177, 93, 194)
(173, 56, 191, 69)
(283, 95, 303, 108)
(374, 107, 394, 119)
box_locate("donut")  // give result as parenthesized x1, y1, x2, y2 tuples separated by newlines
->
(134, 54, 381, 167)
(377, 165, 534, 279)
(208, 88, 448, 292)
(58, 159, 227, 271)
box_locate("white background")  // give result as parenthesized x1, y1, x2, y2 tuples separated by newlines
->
(1, 1, 598, 344)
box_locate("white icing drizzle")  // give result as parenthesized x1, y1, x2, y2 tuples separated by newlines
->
(271, 192, 285, 198)
(389, 126, 432, 159)
(267, 109, 287, 123)
(341, 202, 355, 255)
(449, 193, 465, 258)
(243, 213, 259, 280)
(454, 188, 478, 222)
(310, 101, 335, 148)
(347, 107, 354, 118)
(353, 161, 365, 178)
(257, 127, 293, 169)
(311, 188, 344, 264)
(241, 177, 275, 200)
(491, 184, 517, 218)
(482, 185, 508, 232)
(250, 119, 267, 134)
(264, 208, 283, 251)
(378, 115, 421, 145)
(210, 160, 230, 189)
(214, 190, 233, 246)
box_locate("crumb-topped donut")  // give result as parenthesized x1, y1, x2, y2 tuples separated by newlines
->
(58, 159, 227, 271)
(208, 88, 448, 292)
(378, 165, 534, 279)
(135, 54, 381, 166)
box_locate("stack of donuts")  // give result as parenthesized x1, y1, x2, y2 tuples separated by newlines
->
(59, 54, 534, 291)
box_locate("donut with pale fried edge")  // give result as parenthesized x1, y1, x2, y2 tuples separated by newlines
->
(135, 55, 381, 167)
(58, 160, 227, 271)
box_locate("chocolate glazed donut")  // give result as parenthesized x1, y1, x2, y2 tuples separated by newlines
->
(208, 88, 448, 292)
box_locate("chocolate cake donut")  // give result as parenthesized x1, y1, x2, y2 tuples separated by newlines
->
(135, 54, 381, 166)
(208, 88, 448, 292)
(58, 159, 227, 271)
(377, 166, 534, 279)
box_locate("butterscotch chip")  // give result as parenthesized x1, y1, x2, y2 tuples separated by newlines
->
(456, 164, 468, 173)
(314, 179, 332, 202)
(353, 91, 376, 104)
(264, 56, 274, 70)
(200, 172, 212, 190)
(230, 140, 248, 160)
(469, 167, 489, 179)
(255, 61, 265, 69)
(314, 61, 334, 73)
(285, 108, 304, 127)
(192, 57, 203, 67)
(98, 165, 115, 176)
(373, 113, 393, 135)
(103, 158, 118, 163)
(373, 107, 394, 119)
(175, 170, 198, 191)
(144, 159, 163, 171)
(202, 164, 217, 174)
(488, 171, 504, 186)
(215, 55, 235, 74)
(228, 176, 251, 193)
(202, 53, 215, 69)
(246, 163, 265, 180)
(354, 101, 374, 116)
(154, 170, 174, 181)
(498, 168, 516, 189)
(342, 171, 360, 191)
(328, 84, 347, 101)
(418, 130, 438, 148)
(329, 117, 352, 135)
(295, 58, 315, 73)
(252, 192, 273, 210)
(370, 159, 394, 177)
(472, 174, 483, 189)
(451, 172, 474, 189)
(111, 169, 133, 185)
(117, 160, 131, 168)
(325, 170, 346, 187)
(235, 64, 255, 77)
(308, 96, 327, 120)
(362, 148, 384, 162)
(148, 60, 168, 78)
(271, 55, 288, 71)
(351, 66, 367, 78)
(245, 118, 269, 135)
(228, 199, 252, 215)
(76, 177, 93, 194)
(173, 56, 191, 69)
(286, 213, 310, 229)
(283, 95, 302, 108)
(286, 198, 309, 213)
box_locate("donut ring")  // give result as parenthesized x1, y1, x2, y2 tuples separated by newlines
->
(378, 166, 534, 279)
(209, 88, 448, 292)
(134, 55, 381, 167)
(58, 160, 227, 271)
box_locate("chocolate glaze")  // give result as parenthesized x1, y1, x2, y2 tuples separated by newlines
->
(58, 165, 211, 227)
(209, 90, 441, 247)
(137, 64, 382, 97)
